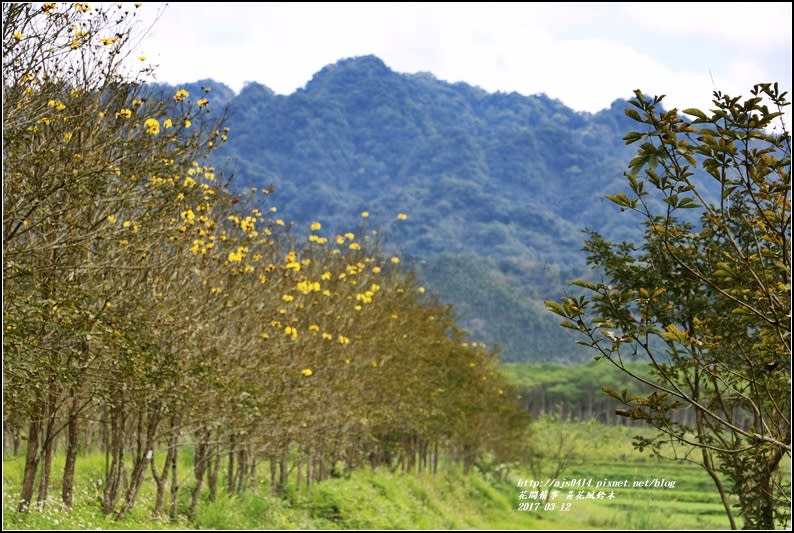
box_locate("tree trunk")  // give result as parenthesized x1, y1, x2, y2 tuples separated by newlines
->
(17, 419, 41, 512)
(207, 442, 220, 501)
(117, 407, 160, 519)
(61, 395, 81, 508)
(306, 454, 313, 491)
(278, 455, 288, 495)
(188, 429, 210, 518)
(102, 399, 126, 515)
(295, 460, 302, 494)
(226, 435, 235, 494)
(151, 443, 174, 517)
(234, 447, 248, 494)
(36, 428, 54, 508)
(151, 415, 179, 518)
(169, 444, 179, 521)
(36, 379, 59, 509)
(269, 456, 277, 495)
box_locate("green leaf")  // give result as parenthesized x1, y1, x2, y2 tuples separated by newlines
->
(682, 108, 708, 120)
(569, 279, 599, 291)
(544, 300, 567, 317)
(623, 131, 645, 144)
(624, 108, 643, 122)
(677, 197, 700, 209)
(606, 192, 637, 209)
(560, 320, 580, 330)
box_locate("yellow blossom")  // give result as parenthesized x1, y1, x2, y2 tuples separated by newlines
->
(183, 118, 191, 128)
(338, 335, 350, 345)
(138, 55, 146, 61)
(174, 89, 189, 102)
(100, 36, 114, 45)
(349, 242, 361, 251)
(143, 118, 160, 135)
(116, 108, 132, 119)
(361, 211, 369, 218)
(107, 214, 117, 224)
(260, 332, 270, 340)
(183, 176, 196, 187)
(309, 324, 320, 333)
(163, 118, 173, 128)
(197, 98, 209, 107)
(63, 132, 73, 142)
(418, 287, 425, 294)
(227, 246, 248, 263)
(372, 266, 381, 274)
(310, 221, 322, 231)
(322, 332, 333, 341)
(391, 257, 400, 264)
(301, 368, 313, 377)
(397, 213, 408, 220)
(282, 294, 294, 302)
(13, 31, 23, 40)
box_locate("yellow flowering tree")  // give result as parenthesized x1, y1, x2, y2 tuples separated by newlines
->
(3, 3, 531, 523)
(3, 2, 223, 512)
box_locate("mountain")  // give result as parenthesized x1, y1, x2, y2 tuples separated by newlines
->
(167, 56, 651, 362)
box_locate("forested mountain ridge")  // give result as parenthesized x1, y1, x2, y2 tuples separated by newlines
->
(155, 55, 648, 362)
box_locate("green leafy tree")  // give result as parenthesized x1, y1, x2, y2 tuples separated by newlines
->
(547, 84, 791, 529)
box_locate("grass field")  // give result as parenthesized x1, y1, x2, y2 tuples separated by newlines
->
(4, 420, 781, 530)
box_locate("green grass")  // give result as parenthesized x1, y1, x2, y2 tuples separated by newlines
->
(516, 419, 735, 529)
(5, 420, 786, 529)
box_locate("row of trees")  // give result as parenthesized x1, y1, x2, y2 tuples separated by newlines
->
(3, 3, 529, 521)
(548, 85, 791, 529)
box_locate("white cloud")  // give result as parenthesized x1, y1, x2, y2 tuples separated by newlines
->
(132, 2, 791, 119)
(622, 2, 792, 52)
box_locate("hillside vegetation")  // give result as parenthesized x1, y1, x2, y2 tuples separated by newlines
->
(148, 55, 651, 362)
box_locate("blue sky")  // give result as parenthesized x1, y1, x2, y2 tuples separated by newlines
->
(134, 2, 792, 120)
